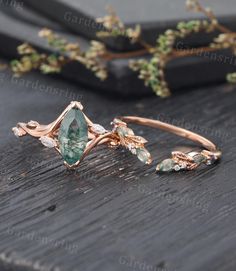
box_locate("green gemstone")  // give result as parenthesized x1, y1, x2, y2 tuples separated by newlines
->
(58, 108, 88, 165)
(117, 126, 134, 137)
(136, 148, 151, 164)
(156, 159, 175, 172)
(193, 154, 206, 164)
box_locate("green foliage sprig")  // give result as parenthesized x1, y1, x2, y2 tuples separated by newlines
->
(9, 0, 236, 97)
(11, 42, 65, 76)
(11, 29, 108, 80)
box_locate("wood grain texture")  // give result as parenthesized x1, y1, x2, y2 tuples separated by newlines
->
(0, 68, 236, 271)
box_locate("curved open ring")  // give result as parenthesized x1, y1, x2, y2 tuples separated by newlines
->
(12, 101, 152, 169)
(119, 116, 222, 172)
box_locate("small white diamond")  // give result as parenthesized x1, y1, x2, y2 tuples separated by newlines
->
(206, 160, 212, 166)
(127, 143, 137, 155)
(39, 136, 56, 148)
(174, 165, 181, 171)
(91, 124, 107, 134)
(12, 127, 20, 137)
(27, 120, 39, 128)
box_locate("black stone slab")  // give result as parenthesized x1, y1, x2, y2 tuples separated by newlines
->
(0, 64, 236, 271)
(0, 10, 236, 97)
(22, 0, 236, 51)
(0, 0, 63, 30)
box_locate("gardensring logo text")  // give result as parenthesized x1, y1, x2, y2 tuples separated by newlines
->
(119, 256, 175, 271)
(0, 0, 24, 11)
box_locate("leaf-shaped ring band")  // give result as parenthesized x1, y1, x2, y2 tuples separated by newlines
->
(120, 116, 222, 172)
(12, 101, 221, 172)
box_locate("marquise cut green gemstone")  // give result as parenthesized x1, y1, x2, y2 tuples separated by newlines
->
(58, 108, 88, 165)
(117, 126, 134, 137)
(136, 148, 151, 164)
(193, 154, 207, 164)
(156, 159, 175, 172)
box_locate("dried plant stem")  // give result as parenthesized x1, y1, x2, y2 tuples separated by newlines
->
(9, 0, 236, 97)
(102, 49, 150, 60)
(138, 39, 154, 50)
(196, 3, 232, 33)
(103, 46, 220, 61)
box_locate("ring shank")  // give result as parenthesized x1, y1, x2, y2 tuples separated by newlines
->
(120, 116, 221, 156)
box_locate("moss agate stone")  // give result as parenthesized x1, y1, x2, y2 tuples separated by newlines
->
(136, 148, 150, 164)
(58, 108, 88, 165)
(157, 159, 175, 172)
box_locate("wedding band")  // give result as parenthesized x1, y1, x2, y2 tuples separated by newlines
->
(119, 116, 222, 172)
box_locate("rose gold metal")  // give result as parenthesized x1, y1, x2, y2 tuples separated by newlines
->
(12, 102, 222, 172)
(119, 116, 222, 171)
(120, 116, 217, 152)
(13, 102, 151, 169)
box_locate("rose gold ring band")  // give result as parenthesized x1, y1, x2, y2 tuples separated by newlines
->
(119, 116, 221, 172)
(12, 102, 221, 173)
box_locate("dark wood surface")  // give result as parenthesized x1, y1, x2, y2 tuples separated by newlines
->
(0, 65, 236, 271)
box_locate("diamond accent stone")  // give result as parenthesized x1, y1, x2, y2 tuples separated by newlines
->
(27, 120, 39, 128)
(91, 124, 107, 134)
(206, 159, 214, 166)
(174, 165, 181, 171)
(127, 143, 137, 155)
(180, 162, 187, 169)
(12, 127, 20, 137)
(39, 136, 56, 148)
